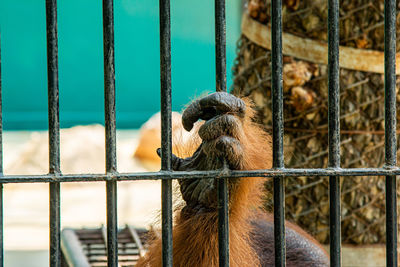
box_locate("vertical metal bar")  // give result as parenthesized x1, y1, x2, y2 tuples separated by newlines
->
(159, 0, 173, 266)
(271, 0, 285, 266)
(217, 172, 229, 267)
(215, 0, 229, 266)
(384, 0, 397, 266)
(328, 0, 341, 266)
(0, 33, 4, 267)
(215, 0, 226, 93)
(45, 1, 61, 266)
(102, 0, 118, 266)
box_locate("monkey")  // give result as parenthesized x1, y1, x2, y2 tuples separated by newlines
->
(136, 92, 329, 267)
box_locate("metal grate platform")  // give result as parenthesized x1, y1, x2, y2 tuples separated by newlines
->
(61, 225, 148, 267)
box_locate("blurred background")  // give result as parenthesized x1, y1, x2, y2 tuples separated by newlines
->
(1, 0, 241, 130)
(0, 0, 243, 266)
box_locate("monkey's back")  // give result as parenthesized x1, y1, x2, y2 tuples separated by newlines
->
(250, 213, 329, 267)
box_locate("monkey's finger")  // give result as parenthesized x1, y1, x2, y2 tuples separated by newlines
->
(181, 99, 217, 132)
(202, 136, 244, 170)
(199, 92, 245, 117)
(156, 148, 185, 171)
(182, 100, 203, 132)
(182, 92, 245, 132)
(198, 114, 243, 141)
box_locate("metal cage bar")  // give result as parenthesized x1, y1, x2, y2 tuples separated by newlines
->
(217, 173, 229, 267)
(327, 0, 341, 266)
(384, 0, 398, 266)
(271, 0, 285, 266)
(102, 0, 118, 266)
(4, 167, 400, 183)
(214, 0, 230, 266)
(159, 0, 173, 266)
(0, 33, 3, 267)
(215, 0, 227, 93)
(45, 0, 61, 266)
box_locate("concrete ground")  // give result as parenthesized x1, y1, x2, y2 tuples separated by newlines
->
(3, 127, 162, 266)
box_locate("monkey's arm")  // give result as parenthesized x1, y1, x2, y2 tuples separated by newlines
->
(137, 92, 328, 267)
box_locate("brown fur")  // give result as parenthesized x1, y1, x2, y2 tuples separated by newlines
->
(136, 99, 327, 267)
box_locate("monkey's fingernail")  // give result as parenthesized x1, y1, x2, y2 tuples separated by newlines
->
(199, 92, 246, 116)
(156, 148, 161, 158)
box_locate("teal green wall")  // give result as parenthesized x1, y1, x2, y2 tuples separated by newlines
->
(0, 0, 242, 130)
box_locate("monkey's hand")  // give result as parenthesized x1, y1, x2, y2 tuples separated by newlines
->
(158, 92, 247, 214)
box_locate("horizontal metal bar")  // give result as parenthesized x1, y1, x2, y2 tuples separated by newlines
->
(1, 168, 400, 183)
